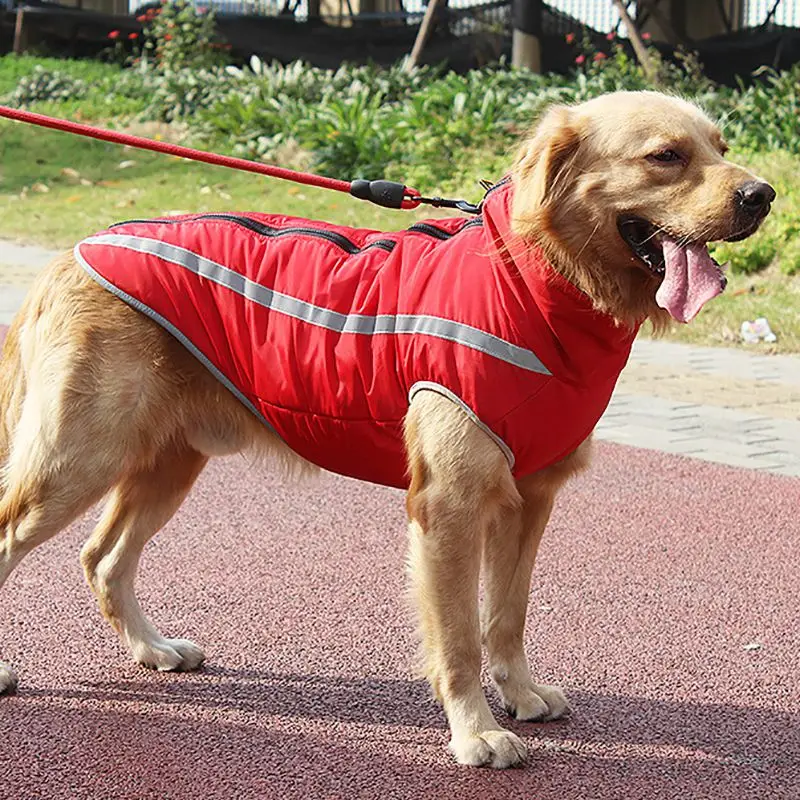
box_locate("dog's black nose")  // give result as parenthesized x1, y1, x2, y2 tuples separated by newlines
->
(736, 180, 776, 214)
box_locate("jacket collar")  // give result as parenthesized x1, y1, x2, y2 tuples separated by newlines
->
(481, 178, 640, 384)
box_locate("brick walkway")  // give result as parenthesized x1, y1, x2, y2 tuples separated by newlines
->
(1, 240, 798, 477)
(601, 340, 800, 477)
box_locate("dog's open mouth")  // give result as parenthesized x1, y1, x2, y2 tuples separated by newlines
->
(618, 216, 668, 276)
(617, 215, 727, 324)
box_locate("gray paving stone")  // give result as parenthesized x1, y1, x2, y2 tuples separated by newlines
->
(679, 437, 785, 459)
(631, 338, 800, 387)
(598, 391, 800, 478)
(761, 438, 800, 458)
(683, 452, 794, 473)
(743, 435, 783, 447)
(738, 417, 784, 432)
(761, 452, 800, 474)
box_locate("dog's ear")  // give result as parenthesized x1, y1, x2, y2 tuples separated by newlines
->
(512, 105, 581, 222)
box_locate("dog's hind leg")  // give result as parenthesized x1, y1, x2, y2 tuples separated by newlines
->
(0, 476, 112, 693)
(0, 331, 122, 694)
(0, 463, 113, 693)
(80, 443, 208, 672)
(0, 323, 24, 488)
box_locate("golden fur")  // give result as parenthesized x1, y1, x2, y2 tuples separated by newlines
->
(0, 91, 772, 768)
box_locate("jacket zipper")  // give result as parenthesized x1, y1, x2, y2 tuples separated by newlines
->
(483, 175, 511, 199)
(112, 212, 482, 251)
(113, 213, 397, 254)
(407, 217, 484, 240)
(181, 213, 402, 254)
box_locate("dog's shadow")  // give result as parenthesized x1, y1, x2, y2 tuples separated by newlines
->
(13, 665, 797, 798)
(41, 664, 440, 728)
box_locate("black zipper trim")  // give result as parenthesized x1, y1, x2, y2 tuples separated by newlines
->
(112, 213, 398, 255)
(205, 214, 399, 254)
(407, 223, 454, 240)
(111, 217, 182, 228)
(112, 211, 484, 250)
(483, 175, 511, 199)
(407, 217, 483, 240)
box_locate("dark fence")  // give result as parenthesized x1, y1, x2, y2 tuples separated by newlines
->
(1, 0, 799, 80)
(145, 0, 798, 31)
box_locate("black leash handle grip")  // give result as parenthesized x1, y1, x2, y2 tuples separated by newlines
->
(349, 179, 409, 209)
(349, 179, 481, 214)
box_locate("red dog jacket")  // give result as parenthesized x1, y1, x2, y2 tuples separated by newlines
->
(76, 179, 639, 488)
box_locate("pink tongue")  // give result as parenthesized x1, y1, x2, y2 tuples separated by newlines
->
(655, 239, 726, 323)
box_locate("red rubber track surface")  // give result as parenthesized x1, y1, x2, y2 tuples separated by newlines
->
(1, 325, 798, 799)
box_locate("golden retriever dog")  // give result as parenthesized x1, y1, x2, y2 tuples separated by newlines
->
(0, 91, 774, 768)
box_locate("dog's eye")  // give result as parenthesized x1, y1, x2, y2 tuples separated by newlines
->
(648, 149, 683, 164)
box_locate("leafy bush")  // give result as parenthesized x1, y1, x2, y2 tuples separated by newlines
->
(103, 1, 229, 72)
(8, 66, 87, 105)
(136, 0, 230, 72)
(294, 88, 399, 178)
(0, 56, 118, 97)
(142, 67, 232, 122)
(711, 233, 778, 276)
(781, 239, 800, 276)
(187, 58, 574, 182)
(7, 45, 800, 177)
(773, 212, 800, 276)
(716, 65, 800, 154)
(566, 31, 716, 98)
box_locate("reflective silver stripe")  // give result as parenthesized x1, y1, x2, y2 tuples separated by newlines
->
(79, 233, 551, 375)
(74, 244, 278, 435)
(408, 381, 515, 470)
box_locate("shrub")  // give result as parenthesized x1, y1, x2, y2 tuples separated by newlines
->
(567, 32, 716, 97)
(296, 89, 398, 178)
(717, 65, 800, 154)
(9, 46, 800, 167)
(143, 66, 232, 122)
(105, 1, 231, 72)
(137, 0, 230, 73)
(781, 239, 800, 276)
(773, 212, 800, 276)
(8, 66, 87, 106)
(711, 232, 778, 275)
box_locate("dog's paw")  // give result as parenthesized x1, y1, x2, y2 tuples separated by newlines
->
(0, 661, 18, 695)
(132, 638, 205, 672)
(449, 728, 527, 769)
(503, 683, 570, 722)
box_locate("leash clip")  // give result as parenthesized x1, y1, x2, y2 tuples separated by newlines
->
(414, 195, 482, 215)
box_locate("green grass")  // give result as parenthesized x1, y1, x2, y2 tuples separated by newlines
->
(0, 119, 440, 247)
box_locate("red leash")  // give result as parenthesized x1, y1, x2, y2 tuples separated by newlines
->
(0, 105, 483, 213)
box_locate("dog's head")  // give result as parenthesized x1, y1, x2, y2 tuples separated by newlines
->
(512, 90, 775, 326)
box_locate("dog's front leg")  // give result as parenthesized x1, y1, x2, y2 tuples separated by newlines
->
(482, 443, 591, 724)
(481, 481, 568, 723)
(405, 391, 525, 768)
